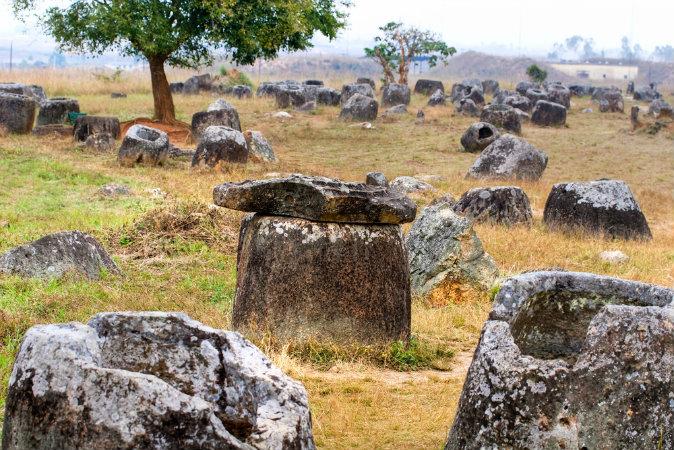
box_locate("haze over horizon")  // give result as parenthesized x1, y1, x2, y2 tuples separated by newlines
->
(1, 0, 672, 65)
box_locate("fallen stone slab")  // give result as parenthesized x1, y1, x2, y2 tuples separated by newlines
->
(2, 311, 315, 449)
(213, 174, 416, 225)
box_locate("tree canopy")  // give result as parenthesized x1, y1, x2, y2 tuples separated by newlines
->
(364, 22, 455, 85)
(13, 0, 349, 122)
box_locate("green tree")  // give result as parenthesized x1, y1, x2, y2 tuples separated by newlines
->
(364, 22, 455, 85)
(13, 0, 349, 123)
(526, 64, 548, 83)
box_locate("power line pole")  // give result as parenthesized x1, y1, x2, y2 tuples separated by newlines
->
(9, 41, 13, 72)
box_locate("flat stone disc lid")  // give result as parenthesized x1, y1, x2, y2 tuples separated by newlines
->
(213, 174, 417, 224)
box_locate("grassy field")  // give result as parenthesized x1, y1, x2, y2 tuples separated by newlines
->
(0, 69, 673, 449)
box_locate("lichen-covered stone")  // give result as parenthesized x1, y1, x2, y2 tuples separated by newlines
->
(525, 88, 549, 106)
(213, 174, 416, 225)
(316, 87, 341, 106)
(415, 79, 444, 96)
(446, 271, 674, 450)
(406, 202, 498, 295)
(231, 85, 252, 99)
(593, 87, 624, 113)
(381, 83, 411, 107)
(466, 134, 548, 181)
(37, 98, 79, 126)
(633, 86, 661, 102)
(366, 172, 388, 187)
(453, 186, 532, 226)
(340, 84, 374, 106)
(2, 312, 315, 449)
(454, 98, 481, 117)
(480, 104, 521, 134)
(339, 93, 378, 121)
(74, 116, 121, 142)
(244, 130, 277, 163)
(481, 79, 500, 95)
(543, 179, 651, 240)
(546, 84, 571, 109)
(192, 126, 248, 168)
(648, 98, 673, 118)
(233, 214, 411, 344)
(515, 80, 539, 95)
(0, 92, 36, 134)
(531, 100, 567, 127)
(118, 125, 169, 167)
(192, 101, 242, 141)
(428, 89, 446, 107)
(460, 122, 500, 153)
(0, 231, 119, 279)
(389, 176, 434, 195)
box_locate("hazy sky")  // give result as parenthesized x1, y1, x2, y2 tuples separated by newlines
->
(1, 0, 673, 58)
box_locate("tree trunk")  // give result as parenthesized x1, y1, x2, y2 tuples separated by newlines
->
(148, 56, 176, 123)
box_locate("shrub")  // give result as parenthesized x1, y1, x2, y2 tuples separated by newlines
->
(526, 64, 548, 83)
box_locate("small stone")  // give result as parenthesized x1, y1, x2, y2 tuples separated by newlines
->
(99, 183, 131, 197)
(366, 172, 389, 187)
(389, 176, 434, 194)
(272, 111, 293, 120)
(110, 92, 127, 99)
(147, 188, 167, 198)
(213, 174, 417, 224)
(599, 250, 629, 264)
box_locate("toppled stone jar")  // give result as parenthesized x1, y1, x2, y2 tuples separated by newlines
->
(446, 271, 674, 450)
(213, 174, 417, 344)
(2, 312, 315, 450)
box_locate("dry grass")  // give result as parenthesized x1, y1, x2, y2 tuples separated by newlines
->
(0, 70, 673, 448)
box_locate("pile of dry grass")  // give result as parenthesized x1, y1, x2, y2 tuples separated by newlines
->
(109, 201, 240, 258)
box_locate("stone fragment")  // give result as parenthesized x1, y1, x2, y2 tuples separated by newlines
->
(366, 172, 388, 187)
(428, 89, 446, 107)
(244, 130, 277, 163)
(599, 250, 629, 264)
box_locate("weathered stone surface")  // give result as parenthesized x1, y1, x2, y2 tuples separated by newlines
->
(340, 83, 374, 106)
(515, 80, 539, 95)
(531, 100, 567, 127)
(0, 92, 36, 134)
(415, 79, 445, 96)
(453, 186, 532, 226)
(633, 85, 660, 102)
(244, 130, 277, 163)
(356, 77, 376, 89)
(275, 86, 307, 109)
(382, 104, 407, 118)
(599, 250, 629, 264)
(428, 89, 446, 107)
(84, 133, 116, 152)
(481, 79, 500, 95)
(118, 125, 169, 167)
(231, 85, 252, 99)
(569, 84, 594, 97)
(593, 87, 624, 113)
(316, 87, 341, 106)
(74, 116, 121, 142)
(169, 82, 184, 94)
(525, 88, 549, 107)
(233, 214, 411, 344)
(339, 93, 378, 121)
(99, 183, 131, 197)
(213, 175, 416, 224)
(546, 84, 571, 108)
(2, 312, 315, 449)
(0, 83, 26, 95)
(183, 74, 212, 94)
(406, 202, 498, 295)
(381, 83, 411, 107)
(467, 134, 548, 181)
(460, 122, 500, 153)
(31, 124, 73, 137)
(648, 98, 673, 118)
(191, 100, 242, 141)
(37, 97, 79, 126)
(304, 79, 324, 86)
(454, 98, 480, 117)
(480, 104, 522, 134)
(503, 94, 531, 112)
(543, 179, 651, 240)
(192, 126, 248, 168)
(0, 231, 119, 280)
(389, 176, 434, 194)
(110, 92, 127, 99)
(446, 271, 674, 450)
(366, 172, 388, 187)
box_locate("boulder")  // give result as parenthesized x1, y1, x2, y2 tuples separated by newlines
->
(366, 172, 389, 187)
(0, 92, 37, 134)
(599, 250, 629, 264)
(382, 83, 411, 107)
(383, 104, 407, 118)
(37, 97, 80, 126)
(406, 202, 498, 295)
(454, 98, 481, 117)
(648, 98, 673, 118)
(446, 271, 674, 450)
(275, 86, 307, 109)
(389, 176, 434, 194)
(340, 83, 374, 106)
(356, 77, 376, 89)
(450, 83, 470, 102)
(182, 74, 212, 94)
(304, 79, 324, 86)
(480, 104, 522, 134)
(467, 134, 548, 181)
(192, 101, 242, 141)
(531, 100, 567, 127)
(593, 87, 624, 113)
(428, 89, 446, 107)
(169, 82, 184, 94)
(73, 116, 120, 142)
(543, 179, 651, 240)
(461, 79, 484, 94)
(525, 88, 549, 106)
(2, 312, 315, 449)
(481, 79, 500, 95)
(0, 82, 26, 95)
(213, 174, 416, 225)
(460, 122, 500, 153)
(297, 101, 317, 112)
(569, 84, 594, 97)
(231, 85, 252, 99)
(244, 130, 277, 163)
(515, 80, 539, 95)
(232, 214, 411, 344)
(415, 79, 445, 96)
(340, 93, 378, 121)
(453, 186, 532, 226)
(0, 231, 119, 280)
(316, 87, 341, 106)
(192, 126, 248, 168)
(84, 133, 116, 152)
(118, 125, 170, 167)
(504, 94, 531, 112)
(546, 84, 571, 108)
(99, 183, 131, 197)
(633, 86, 660, 102)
